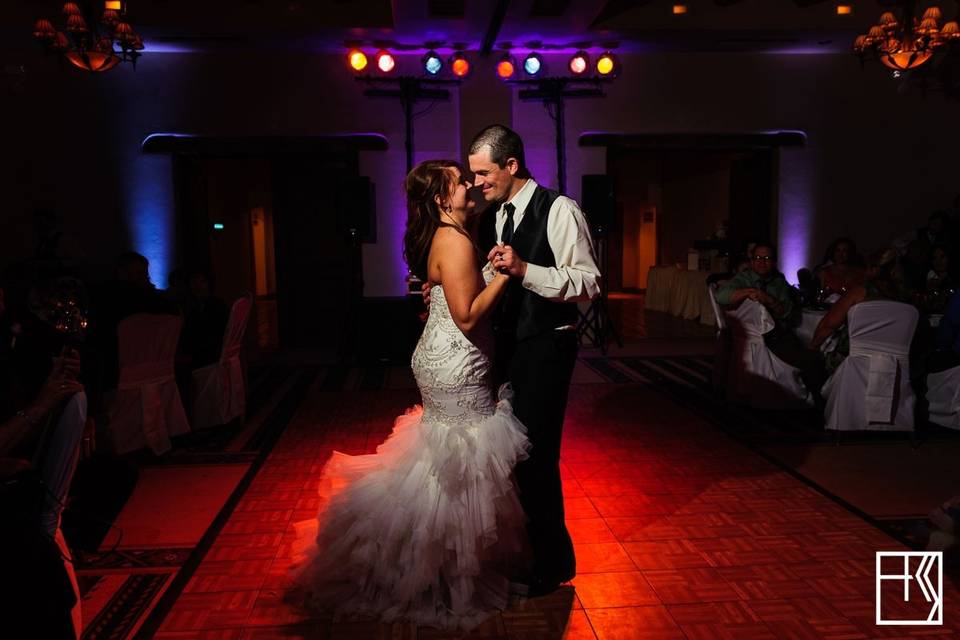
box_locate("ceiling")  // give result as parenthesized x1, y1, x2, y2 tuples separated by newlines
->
(4, 0, 960, 55)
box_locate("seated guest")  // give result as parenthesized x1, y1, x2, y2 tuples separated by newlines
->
(87, 252, 179, 391)
(716, 242, 825, 395)
(1, 295, 88, 639)
(164, 267, 193, 315)
(181, 269, 229, 369)
(928, 290, 960, 373)
(927, 245, 955, 293)
(814, 236, 865, 295)
(894, 210, 951, 256)
(797, 268, 818, 307)
(810, 248, 908, 372)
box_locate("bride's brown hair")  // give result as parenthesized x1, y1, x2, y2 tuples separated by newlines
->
(403, 160, 475, 281)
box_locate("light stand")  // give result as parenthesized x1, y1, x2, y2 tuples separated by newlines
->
(512, 76, 617, 351)
(358, 76, 459, 173)
(577, 223, 622, 354)
(511, 77, 607, 194)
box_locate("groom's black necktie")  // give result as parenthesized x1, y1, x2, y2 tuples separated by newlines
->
(500, 202, 516, 245)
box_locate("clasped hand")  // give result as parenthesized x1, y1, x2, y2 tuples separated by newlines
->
(487, 244, 526, 278)
(740, 288, 771, 306)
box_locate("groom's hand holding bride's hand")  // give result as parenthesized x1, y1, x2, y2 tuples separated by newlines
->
(419, 281, 433, 322)
(487, 245, 527, 278)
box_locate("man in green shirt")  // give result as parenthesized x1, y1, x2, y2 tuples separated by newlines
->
(715, 244, 795, 323)
(717, 242, 825, 398)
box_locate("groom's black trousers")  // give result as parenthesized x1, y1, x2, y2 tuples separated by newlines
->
(502, 328, 579, 583)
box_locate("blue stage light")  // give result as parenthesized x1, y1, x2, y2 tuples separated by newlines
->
(422, 50, 442, 75)
(523, 53, 543, 76)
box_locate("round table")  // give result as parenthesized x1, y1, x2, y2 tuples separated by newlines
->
(645, 265, 716, 327)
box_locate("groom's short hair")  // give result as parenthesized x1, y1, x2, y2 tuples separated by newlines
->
(469, 125, 530, 178)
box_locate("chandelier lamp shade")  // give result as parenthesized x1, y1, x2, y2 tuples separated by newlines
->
(853, 4, 960, 72)
(33, 1, 143, 72)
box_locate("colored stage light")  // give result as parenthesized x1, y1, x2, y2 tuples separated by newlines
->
(836, 4, 852, 15)
(596, 52, 619, 76)
(422, 50, 443, 75)
(496, 54, 516, 79)
(375, 50, 396, 73)
(569, 51, 588, 75)
(450, 52, 470, 77)
(348, 49, 368, 72)
(672, 4, 688, 14)
(523, 52, 543, 76)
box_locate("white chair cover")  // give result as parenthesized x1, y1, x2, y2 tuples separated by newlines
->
(822, 301, 918, 431)
(723, 300, 811, 408)
(105, 314, 189, 455)
(191, 294, 253, 429)
(707, 283, 726, 334)
(708, 284, 730, 395)
(927, 365, 960, 430)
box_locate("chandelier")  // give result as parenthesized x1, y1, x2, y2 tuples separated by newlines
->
(854, 4, 959, 72)
(33, 2, 143, 73)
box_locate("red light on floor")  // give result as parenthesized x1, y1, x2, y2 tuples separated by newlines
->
(347, 49, 367, 72)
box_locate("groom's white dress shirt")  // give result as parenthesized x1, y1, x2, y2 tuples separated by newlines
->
(491, 179, 602, 303)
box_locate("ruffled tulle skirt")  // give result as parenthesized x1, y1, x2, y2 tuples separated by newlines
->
(290, 385, 530, 630)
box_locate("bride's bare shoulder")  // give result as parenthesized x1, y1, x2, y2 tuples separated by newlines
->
(431, 226, 473, 254)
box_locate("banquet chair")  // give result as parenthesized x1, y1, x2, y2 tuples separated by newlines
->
(707, 283, 726, 336)
(722, 299, 812, 409)
(822, 301, 918, 432)
(927, 365, 960, 430)
(707, 284, 730, 396)
(191, 293, 253, 429)
(103, 313, 190, 454)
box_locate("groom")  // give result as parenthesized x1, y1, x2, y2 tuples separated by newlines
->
(469, 124, 601, 595)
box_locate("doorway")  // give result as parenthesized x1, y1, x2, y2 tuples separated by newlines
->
(606, 147, 776, 292)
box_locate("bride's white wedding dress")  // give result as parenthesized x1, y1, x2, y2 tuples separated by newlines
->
(291, 284, 530, 630)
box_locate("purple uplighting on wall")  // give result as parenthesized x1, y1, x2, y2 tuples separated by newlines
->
(777, 144, 814, 286)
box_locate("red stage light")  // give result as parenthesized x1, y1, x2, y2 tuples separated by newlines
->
(496, 56, 516, 79)
(450, 52, 470, 77)
(375, 50, 396, 73)
(569, 51, 589, 75)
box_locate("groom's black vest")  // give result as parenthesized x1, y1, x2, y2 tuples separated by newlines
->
(480, 185, 580, 344)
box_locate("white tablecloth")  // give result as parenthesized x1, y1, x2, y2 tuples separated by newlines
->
(645, 266, 715, 327)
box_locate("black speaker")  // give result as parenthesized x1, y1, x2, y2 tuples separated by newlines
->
(581, 174, 615, 236)
(335, 176, 377, 243)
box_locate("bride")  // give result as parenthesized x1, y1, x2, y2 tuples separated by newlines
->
(291, 160, 530, 630)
